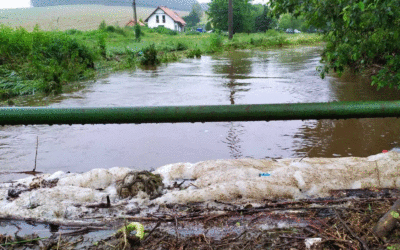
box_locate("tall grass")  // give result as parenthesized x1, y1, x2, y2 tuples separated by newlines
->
(0, 25, 95, 98)
(208, 31, 224, 52)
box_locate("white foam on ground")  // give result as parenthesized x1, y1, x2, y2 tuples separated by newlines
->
(58, 167, 132, 189)
(1, 153, 400, 222)
(0, 167, 134, 222)
(305, 238, 322, 249)
(154, 152, 400, 204)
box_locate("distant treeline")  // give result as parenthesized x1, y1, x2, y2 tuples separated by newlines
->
(31, 0, 208, 11)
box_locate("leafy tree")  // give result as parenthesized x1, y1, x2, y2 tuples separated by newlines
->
(183, 2, 203, 27)
(135, 24, 142, 42)
(207, 0, 254, 34)
(254, 5, 275, 32)
(270, 0, 400, 89)
(278, 13, 304, 31)
(205, 22, 212, 31)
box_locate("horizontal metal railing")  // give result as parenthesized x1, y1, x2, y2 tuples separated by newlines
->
(1, 101, 400, 125)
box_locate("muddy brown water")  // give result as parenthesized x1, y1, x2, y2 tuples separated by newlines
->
(1, 46, 400, 182)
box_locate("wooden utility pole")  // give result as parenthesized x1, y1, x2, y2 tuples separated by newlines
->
(132, 0, 137, 24)
(228, 0, 233, 40)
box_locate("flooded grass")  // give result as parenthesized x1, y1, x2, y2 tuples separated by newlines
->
(0, 20, 323, 104)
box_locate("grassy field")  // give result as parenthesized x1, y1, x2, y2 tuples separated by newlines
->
(0, 5, 189, 31)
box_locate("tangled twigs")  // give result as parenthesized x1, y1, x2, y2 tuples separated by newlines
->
(334, 209, 370, 250)
(142, 222, 161, 242)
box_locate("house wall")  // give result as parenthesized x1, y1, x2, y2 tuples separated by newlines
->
(147, 9, 177, 31)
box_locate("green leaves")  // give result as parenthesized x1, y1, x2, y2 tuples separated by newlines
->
(271, 0, 400, 89)
(207, 0, 254, 33)
(358, 2, 365, 11)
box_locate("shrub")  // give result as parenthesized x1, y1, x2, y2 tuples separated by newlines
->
(0, 25, 95, 98)
(153, 26, 178, 35)
(250, 37, 263, 46)
(140, 43, 160, 66)
(265, 29, 281, 37)
(176, 42, 188, 51)
(124, 47, 137, 67)
(99, 20, 107, 30)
(98, 33, 107, 58)
(159, 43, 176, 52)
(105, 25, 116, 33)
(105, 25, 126, 36)
(208, 30, 224, 52)
(262, 35, 289, 47)
(187, 48, 202, 58)
(159, 52, 178, 63)
(65, 29, 82, 35)
(135, 24, 142, 42)
(0, 26, 32, 62)
(205, 22, 212, 31)
(185, 30, 201, 35)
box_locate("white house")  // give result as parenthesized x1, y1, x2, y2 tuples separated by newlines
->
(145, 6, 186, 32)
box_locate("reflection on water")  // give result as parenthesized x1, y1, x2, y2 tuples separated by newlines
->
(221, 122, 245, 159)
(2, 47, 400, 181)
(213, 50, 252, 105)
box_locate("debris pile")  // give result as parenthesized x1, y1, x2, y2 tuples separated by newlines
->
(116, 171, 163, 199)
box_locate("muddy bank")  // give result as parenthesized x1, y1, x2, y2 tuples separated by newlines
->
(1, 192, 400, 249)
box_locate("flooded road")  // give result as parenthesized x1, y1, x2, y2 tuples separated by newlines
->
(1, 46, 400, 181)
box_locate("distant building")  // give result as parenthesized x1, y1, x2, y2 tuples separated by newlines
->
(125, 20, 145, 27)
(145, 6, 186, 32)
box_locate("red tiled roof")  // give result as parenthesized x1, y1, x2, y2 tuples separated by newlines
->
(145, 6, 186, 26)
(126, 20, 145, 26)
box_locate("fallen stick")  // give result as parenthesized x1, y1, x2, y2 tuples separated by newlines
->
(334, 209, 369, 250)
(0, 215, 113, 228)
(56, 227, 106, 237)
(373, 199, 400, 238)
(33, 136, 38, 172)
(143, 222, 161, 242)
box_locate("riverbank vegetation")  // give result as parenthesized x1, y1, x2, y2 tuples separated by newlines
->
(0, 22, 322, 101)
(271, 0, 400, 89)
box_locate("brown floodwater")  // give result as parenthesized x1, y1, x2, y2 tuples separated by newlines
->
(1, 46, 400, 181)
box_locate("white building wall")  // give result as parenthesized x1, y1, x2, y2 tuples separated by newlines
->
(147, 9, 178, 31)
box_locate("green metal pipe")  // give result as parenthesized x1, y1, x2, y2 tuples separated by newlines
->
(1, 101, 400, 125)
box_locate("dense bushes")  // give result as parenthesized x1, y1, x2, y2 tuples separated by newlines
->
(151, 26, 178, 36)
(271, 0, 400, 89)
(185, 30, 201, 35)
(208, 31, 224, 52)
(187, 48, 202, 58)
(98, 20, 127, 36)
(0, 25, 95, 98)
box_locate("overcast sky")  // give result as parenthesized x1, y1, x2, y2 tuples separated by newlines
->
(0, 0, 31, 9)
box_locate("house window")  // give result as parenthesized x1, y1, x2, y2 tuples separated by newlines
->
(162, 15, 166, 23)
(156, 15, 159, 23)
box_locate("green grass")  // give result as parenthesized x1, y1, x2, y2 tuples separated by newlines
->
(0, 23, 323, 103)
(226, 31, 323, 50)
